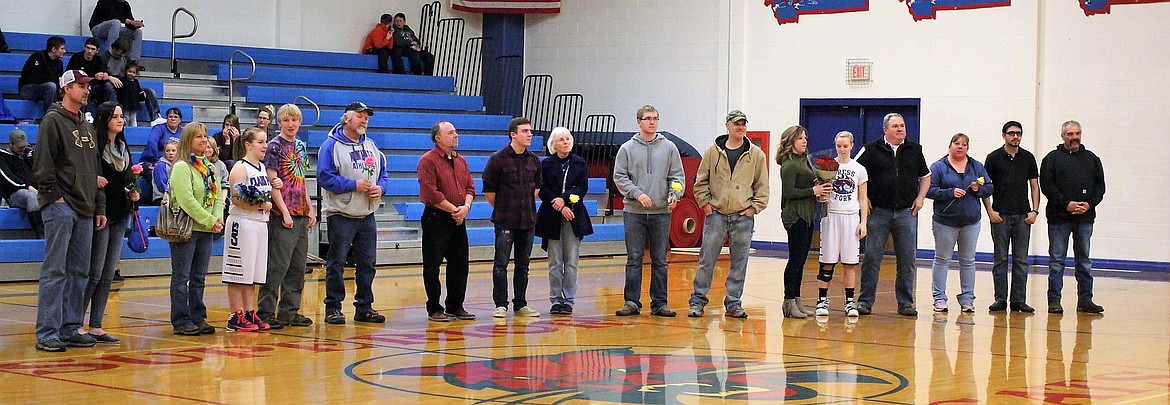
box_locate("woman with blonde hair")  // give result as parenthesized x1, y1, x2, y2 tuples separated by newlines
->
(167, 122, 225, 336)
(775, 125, 831, 318)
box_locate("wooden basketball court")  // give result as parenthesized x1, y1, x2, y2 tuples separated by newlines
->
(1, 251, 1167, 404)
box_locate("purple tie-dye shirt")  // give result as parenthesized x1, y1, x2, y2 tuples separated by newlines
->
(265, 135, 311, 217)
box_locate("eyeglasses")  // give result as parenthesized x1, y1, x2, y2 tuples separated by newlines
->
(1004, 131, 1022, 137)
(167, 115, 182, 119)
(638, 117, 660, 122)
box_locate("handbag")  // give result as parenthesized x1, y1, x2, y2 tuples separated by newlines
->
(155, 189, 193, 242)
(127, 208, 149, 253)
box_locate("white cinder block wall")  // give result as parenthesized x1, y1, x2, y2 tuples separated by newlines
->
(527, 1, 1170, 265)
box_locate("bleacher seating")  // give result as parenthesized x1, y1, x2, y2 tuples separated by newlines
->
(210, 64, 452, 92)
(240, 85, 483, 112)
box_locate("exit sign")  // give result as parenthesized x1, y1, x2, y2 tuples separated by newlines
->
(846, 59, 872, 83)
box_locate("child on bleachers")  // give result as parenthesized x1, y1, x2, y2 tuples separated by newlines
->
(152, 139, 179, 204)
(115, 61, 163, 126)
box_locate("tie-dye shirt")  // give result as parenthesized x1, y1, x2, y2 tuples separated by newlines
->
(265, 135, 311, 217)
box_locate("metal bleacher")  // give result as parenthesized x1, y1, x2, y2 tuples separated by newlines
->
(0, 25, 624, 281)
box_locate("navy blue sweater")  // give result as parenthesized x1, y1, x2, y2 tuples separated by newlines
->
(927, 155, 993, 227)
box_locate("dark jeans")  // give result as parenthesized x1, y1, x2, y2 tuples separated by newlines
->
(365, 47, 391, 73)
(324, 214, 378, 312)
(622, 212, 671, 311)
(1047, 221, 1095, 302)
(19, 82, 57, 115)
(991, 214, 1031, 303)
(86, 216, 128, 328)
(491, 225, 534, 309)
(390, 47, 434, 75)
(859, 207, 919, 309)
(783, 218, 814, 299)
(421, 207, 469, 315)
(258, 216, 309, 317)
(170, 231, 214, 327)
(85, 81, 118, 115)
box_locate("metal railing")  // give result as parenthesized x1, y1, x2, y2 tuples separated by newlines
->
(293, 95, 321, 127)
(432, 18, 466, 78)
(170, 7, 198, 78)
(227, 50, 256, 115)
(455, 37, 485, 96)
(523, 75, 554, 131)
(489, 55, 524, 116)
(418, 1, 443, 53)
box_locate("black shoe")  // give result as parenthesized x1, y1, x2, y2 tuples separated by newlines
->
(428, 311, 450, 322)
(259, 313, 285, 329)
(63, 333, 97, 347)
(198, 323, 216, 335)
(1010, 302, 1035, 313)
(173, 324, 201, 335)
(1048, 300, 1064, 314)
(325, 310, 346, 324)
(897, 306, 919, 317)
(1076, 301, 1104, 313)
(856, 305, 872, 316)
(280, 313, 314, 327)
(112, 269, 125, 282)
(988, 300, 1008, 312)
(650, 307, 677, 317)
(444, 309, 476, 320)
(615, 303, 640, 316)
(354, 309, 386, 323)
(89, 333, 121, 343)
(36, 338, 67, 352)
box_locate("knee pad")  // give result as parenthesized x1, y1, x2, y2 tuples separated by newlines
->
(817, 264, 835, 283)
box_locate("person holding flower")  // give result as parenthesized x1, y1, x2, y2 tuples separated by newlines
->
(927, 133, 993, 313)
(535, 127, 593, 316)
(221, 127, 273, 332)
(688, 110, 769, 319)
(84, 101, 140, 343)
(776, 125, 832, 318)
(815, 131, 868, 318)
(483, 117, 543, 319)
(168, 122, 225, 336)
(317, 102, 388, 325)
(612, 105, 684, 317)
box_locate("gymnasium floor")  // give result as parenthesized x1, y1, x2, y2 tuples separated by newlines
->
(0, 250, 1167, 404)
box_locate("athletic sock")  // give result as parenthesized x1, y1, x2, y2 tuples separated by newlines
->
(845, 288, 855, 301)
(818, 288, 829, 299)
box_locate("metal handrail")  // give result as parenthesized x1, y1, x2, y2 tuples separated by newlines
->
(293, 96, 321, 127)
(170, 7, 198, 78)
(227, 50, 257, 115)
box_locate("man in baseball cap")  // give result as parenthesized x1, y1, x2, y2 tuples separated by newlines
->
(345, 101, 375, 116)
(60, 69, 93, 89)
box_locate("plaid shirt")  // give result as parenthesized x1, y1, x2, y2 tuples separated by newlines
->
(482, 145, 541, 229)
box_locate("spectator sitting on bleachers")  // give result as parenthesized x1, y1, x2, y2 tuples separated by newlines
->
(152, 139, 179, 205)
(115, 61, 163, 126)
(390, 13, 435, 76)
(90, 0, 145, 64)
(66, 37, 120, 115)
(255, 105, 278, 139)
(139, 107, 183, 203)
(0, 128, 43, 238)
(18, 36, 66, 116)
(362, 14, 394, 74)
(213, 113, 239, 171)
(0, 26, 10, 53)
(103, 37, 131, 81)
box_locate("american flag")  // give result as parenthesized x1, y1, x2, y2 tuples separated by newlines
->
(451, 0, 561, 14)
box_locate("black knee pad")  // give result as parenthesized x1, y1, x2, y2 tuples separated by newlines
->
(817, 264, 835, 283)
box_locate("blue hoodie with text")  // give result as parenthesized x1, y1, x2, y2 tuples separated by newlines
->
(317, 123, 390, 218)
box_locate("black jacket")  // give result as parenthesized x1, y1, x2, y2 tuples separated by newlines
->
(535, 153, 594, 243)
(1040, 144, 1106, 223)
(0, 147, 35, 196)
(18, 51, 63, 89)
(90, 0, 135, 30)
(856, 138, 930, 210)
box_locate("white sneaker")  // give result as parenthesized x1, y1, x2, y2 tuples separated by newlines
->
(844, 301, 860, 317)
(515, 306, 540, 317)
(150, 116, 167, 126)
(815, 298, 830, 316)
(493, 306, 507, 318)
(84, 112, 94, 123)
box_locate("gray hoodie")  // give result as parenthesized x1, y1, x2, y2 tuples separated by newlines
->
(612, 133, 684, 214)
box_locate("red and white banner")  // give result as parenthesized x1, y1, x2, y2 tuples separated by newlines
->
(451, 0, 561, 14)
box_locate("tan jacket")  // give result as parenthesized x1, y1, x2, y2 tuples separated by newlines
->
(693, 135, 769, 215)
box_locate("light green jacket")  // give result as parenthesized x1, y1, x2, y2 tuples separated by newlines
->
(169, 159, 225, 232)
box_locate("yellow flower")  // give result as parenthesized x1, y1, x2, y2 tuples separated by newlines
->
(671, 181, 684, 192)
(976, 177, 985, 185)
(569, 194, 580, 204)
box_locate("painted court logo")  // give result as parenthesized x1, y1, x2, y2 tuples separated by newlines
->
(349, 346, 909, 403)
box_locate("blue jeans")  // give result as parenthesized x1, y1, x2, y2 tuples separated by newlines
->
(91, 19, 143, 61)
(324, 214, 378, 312)
(169, 231, 214, 328)
(259, 216, 309, 317)
(991, 214, 1031, 303)
(86, 216, 128, 329)
(690, 212, 754, 311)
(86, 81, 118, 114)
(492, 225, 535, 309)
(1047, 221, 1095, 302)
(859, 207, 919, 309)
(124, 88, 160, 127)
(931, 220, 979, 304)
(547, 218, 581, 306)
(35, 202, 94, 341)
(19, 82, 57, 115)
(623, 212, 672, 311)
(7, 189, 39, 212)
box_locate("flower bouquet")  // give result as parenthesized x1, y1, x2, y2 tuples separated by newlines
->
(810, 150, 839, 184)
(234, 183, 272, 205)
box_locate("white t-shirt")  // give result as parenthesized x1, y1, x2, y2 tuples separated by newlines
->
(827, 159, 868, 214)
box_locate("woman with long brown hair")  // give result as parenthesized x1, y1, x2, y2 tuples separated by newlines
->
(775, 125, 831, 318)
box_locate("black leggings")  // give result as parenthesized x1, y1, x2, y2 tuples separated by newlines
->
(784, 218, 814, 299)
